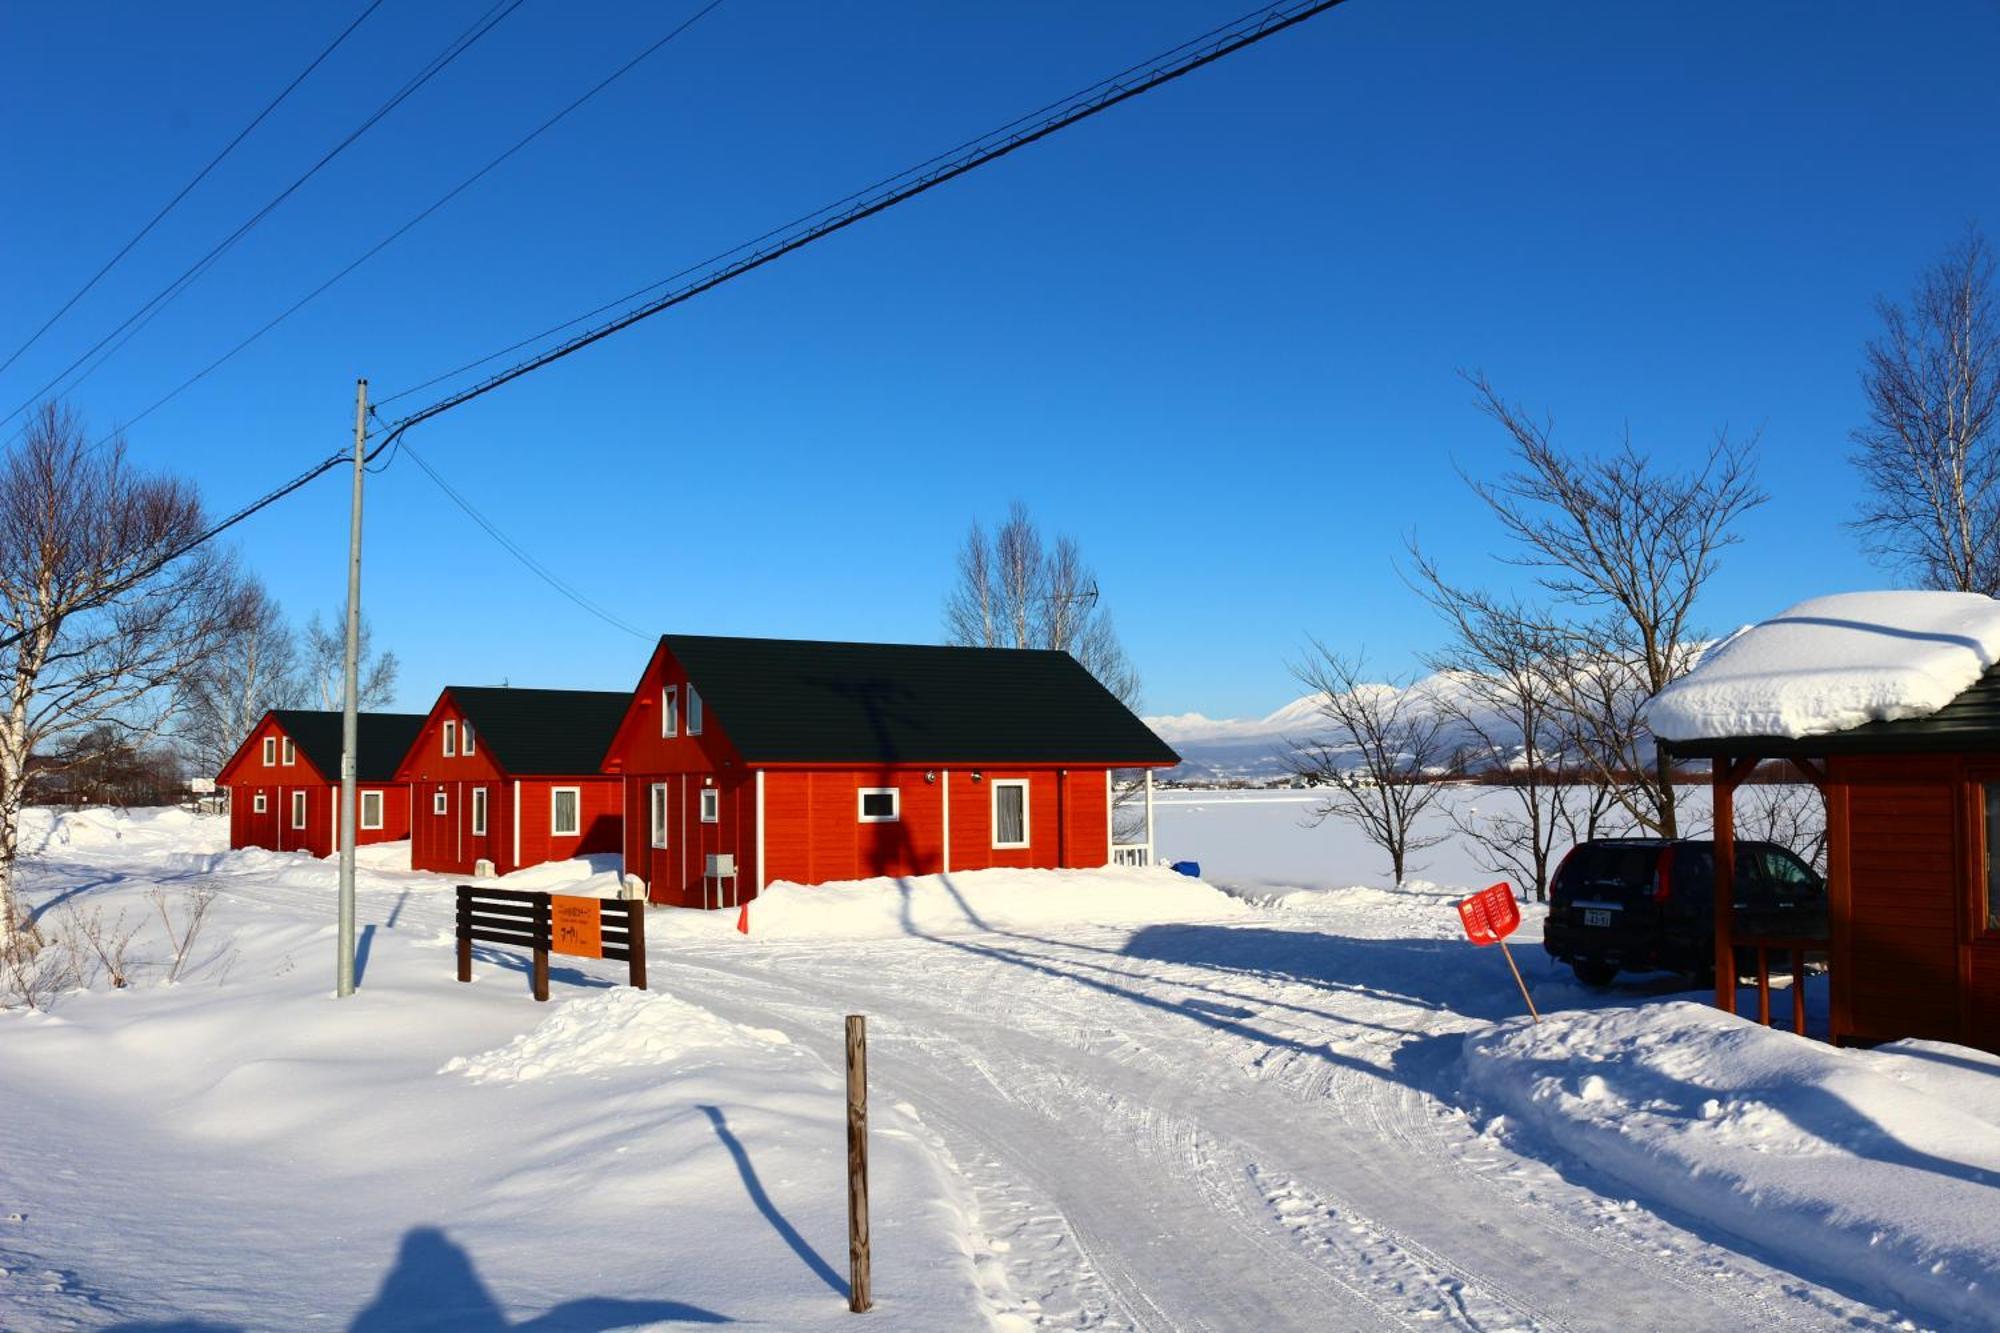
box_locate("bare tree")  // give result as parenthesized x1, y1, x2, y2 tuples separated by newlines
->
(299, 608, 397, 711)
(1282, 642, 1454, 885)
(0, 404, 249, 955)
(175, 576, 300, 777)
(1408, 553, 1571, 900)
(1738, 780, 1828, 874)
(944, 500, 1141, 708)
(1851, 227, 2000, 593)
(1463, 375, 1766, 837)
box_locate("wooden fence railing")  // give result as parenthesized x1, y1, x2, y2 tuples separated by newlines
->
(455, 885, 646, 1001)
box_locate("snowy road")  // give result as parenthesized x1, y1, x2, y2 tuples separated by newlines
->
(649, 896, 1901, 1332)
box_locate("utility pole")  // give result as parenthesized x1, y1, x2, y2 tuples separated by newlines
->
(336, 378, 366, 998)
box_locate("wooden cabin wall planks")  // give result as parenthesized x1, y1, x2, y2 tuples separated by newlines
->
(454, 885, 646, 1000)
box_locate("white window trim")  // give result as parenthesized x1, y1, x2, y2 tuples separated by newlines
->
(442, 720, 457, 757)
(360, 790, 384, 831)
(857, 787, 901, 823)
(471, 786, 489, 837)
(433, 787, 448, 816)
(700, 788, 720, 824)
(291, 790, 308, 830)
(688, 685, 703, 735)
(280, 737, 295, 766)
(551, 786, 581, 838)
(253, 791, 267, 814)
(650, 783, 670, 849)
(262, 736, 276, 765)
(991, 779, 1030, 849)
(462, 721, 475, 756)
(661, 686, 679, 738)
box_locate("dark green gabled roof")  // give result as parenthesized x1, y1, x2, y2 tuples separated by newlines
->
(661, 634, 1178, 767)
(269, 710, 428, 783)
(1661, 663, 2000, 759)
(446, 687, 630, 776)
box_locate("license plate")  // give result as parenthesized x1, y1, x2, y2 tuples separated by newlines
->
(1583, 908, 1613, 928)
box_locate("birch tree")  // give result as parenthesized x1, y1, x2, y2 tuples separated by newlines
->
(1282, 643, 1453, 885)
(1851, 227, 2000, 593)
(944, 501, 1141, 707)
(175, 577, 300, 777)
(1, 404, 247, 955)
(299, 609, 398, 711)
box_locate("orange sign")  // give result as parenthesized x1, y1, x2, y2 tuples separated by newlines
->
(550, 895, 604, 958)
(1456, 882, 1522, 946)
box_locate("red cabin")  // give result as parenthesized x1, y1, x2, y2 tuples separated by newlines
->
(394, 687, 627, 877)
(600, 634, 1180, 909)
(216, 710, 426, 858)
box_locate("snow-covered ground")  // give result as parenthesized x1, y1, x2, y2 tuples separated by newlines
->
(2, 801, 1992, 1330)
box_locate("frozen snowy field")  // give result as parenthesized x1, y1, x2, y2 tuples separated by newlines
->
(1, 801, 1994, 1331)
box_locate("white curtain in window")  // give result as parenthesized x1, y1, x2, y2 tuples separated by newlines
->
(995, 784, 1026, 845)
(553, 789, 580, 837)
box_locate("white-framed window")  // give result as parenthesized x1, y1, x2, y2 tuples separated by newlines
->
(688, 686, 703, 735)
(650, 783, 670, 848)
(462, 721, 475, 756)
(700, 788, 719, 823)
(857, 787, 900, 823)
(661, 686, 679, 737)
(471, 786, 488, 836)
(253, 790, 267, 814)
(991, 779, 1029, 849)
(280, 737, 296, 766)
(360, 790, 384, 831)
(551, 787, 581, 838)
(433, 788, 448, 816)
(442, 720, 457, 757)
(262, 736, 277, 765)
(291, 790, 308, 830)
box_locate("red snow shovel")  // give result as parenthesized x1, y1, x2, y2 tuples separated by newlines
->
(1457, 882, 1538, 1023)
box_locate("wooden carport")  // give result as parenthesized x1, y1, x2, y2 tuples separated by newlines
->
(1661, 665, 2000, 1054)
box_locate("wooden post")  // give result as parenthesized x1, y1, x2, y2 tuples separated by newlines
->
(1756, 946, 1771, 1026)
(456, 932, 471, 984)
(1713, 758, 1745, 1014)
(627, 899, 647, 990)
(533, 893, 551, 1003)
(846, 1014, 871, 1313)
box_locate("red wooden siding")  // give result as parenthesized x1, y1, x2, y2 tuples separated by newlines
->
(220, 716, 410, 858)
(407, 776, 619, 876)
(621, 772, 756, 908)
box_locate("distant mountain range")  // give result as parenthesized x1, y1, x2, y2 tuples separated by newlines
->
(1144, 674, 1523, 783)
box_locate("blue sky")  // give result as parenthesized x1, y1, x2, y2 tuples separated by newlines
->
(4, 2, 1998, 719)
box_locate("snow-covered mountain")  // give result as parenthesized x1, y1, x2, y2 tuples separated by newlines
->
(1146, 674, 1526, 783)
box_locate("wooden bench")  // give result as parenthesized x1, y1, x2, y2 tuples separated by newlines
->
(455, 885, 647, 1001)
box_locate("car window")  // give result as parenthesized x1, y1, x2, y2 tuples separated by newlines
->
(1555, 846, 1658, 898)
(1759, 848, 1820, 895)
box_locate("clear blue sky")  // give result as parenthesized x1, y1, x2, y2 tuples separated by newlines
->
(4, 2, 1998, 719)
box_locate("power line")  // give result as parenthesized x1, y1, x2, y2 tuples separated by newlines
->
(0, 0, 530, 436)
(1, 0, 1346, 652)
(371, 0, 1348, 442)
(96, 0, 728, 446)
(396, 435, 649, 638)
(0, 0, 387, 382)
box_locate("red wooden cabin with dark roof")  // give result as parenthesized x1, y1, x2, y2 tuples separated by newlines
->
(394, 686, 627, 876)
(600, 634, 1180, 909)
(216, 710, 426, 858)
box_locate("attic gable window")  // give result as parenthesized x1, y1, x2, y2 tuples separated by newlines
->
(662, 686, 679, 738)
(443, 720, 457, 757)
(462, 721, 475, 756)
(688, 686, 703, 736)
(262, 736, 276, 765)
(281, 738, 296, 766)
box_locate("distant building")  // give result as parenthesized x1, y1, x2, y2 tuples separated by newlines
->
(216, 711, 426, 857)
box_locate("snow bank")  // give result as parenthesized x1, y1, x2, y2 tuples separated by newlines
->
(1461, 1002, 2000, 1324)
(1646, 590, 2000, 740)
(703, 865, 1248, 943)
(442, 988, 789, 1083)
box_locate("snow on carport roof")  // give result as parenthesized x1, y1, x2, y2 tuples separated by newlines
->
(1646, 591, 2000, 743)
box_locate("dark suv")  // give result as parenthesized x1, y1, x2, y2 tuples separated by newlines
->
(1544, 838, 1827, 988)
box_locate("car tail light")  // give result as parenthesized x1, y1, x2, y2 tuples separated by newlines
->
(1654, 845, 1676, 903)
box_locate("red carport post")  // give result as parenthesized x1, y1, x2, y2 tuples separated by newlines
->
(1712, 757, 1752, 1014)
